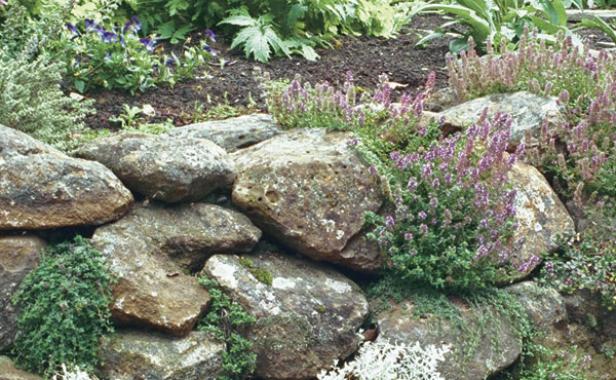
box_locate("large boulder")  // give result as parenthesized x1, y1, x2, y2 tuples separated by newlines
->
(201, 248, 369, 379)
(0, 235, 45, 351)
(76, 134, 235, 203)
(0, 356, 42, 380)
(99, 330, 224, 380)
(0, 126, 133, 230)
(167, 114, 280, 152)
(91, 202, 260, 335)
(502, 162, 575, 282)
(438, 91, 564, 144)
(376, 297, 523, 380)
(231, 129, 384, 272)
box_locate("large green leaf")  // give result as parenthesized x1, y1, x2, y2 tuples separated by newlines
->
(416, 3, 492, 40)
(219, 14, 257, 27)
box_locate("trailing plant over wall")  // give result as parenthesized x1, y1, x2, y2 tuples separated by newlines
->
(445, 31, 615, 311)
(367, 112, 523, 291)
(11, 237, 114, 377)
(540, 205, 616, 310)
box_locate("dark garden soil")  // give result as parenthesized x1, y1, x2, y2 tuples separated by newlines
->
(84, 14, 615, 130)
(85, 15, 451, 130)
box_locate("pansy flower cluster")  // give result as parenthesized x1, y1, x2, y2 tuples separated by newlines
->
(62, 17, 214, 93)
(367, 111, 523, 290)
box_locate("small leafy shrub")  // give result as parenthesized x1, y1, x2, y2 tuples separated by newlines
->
(0, 48, 92, 149)
(61, 17, 212, 93)
(197, 276, 256, 380)
(0, 2, 92, 150)
(317, 339, 450, 380)
(367, 113, 523, 291)
(11, 236, 114, 376)
(268, 71, 436, 160)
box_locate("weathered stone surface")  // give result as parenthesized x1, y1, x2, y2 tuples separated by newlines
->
(167, 114, 280, 152)
(425, 87, 460, 112)
(503, 162, 575, 282)
(92, 204, 245, 335)
(231, 129, 384, 272)
(0, 126, 133, 230)
(0, 235, 45, 351)
(376, 298, 523, 380)
(438, 91, 564, 144)
(0, 356, 42, 380)
(98, 202, 261, 270)
(506, 281, 566, 330)
(338, 233, 383, 273)
(76, 134, 235, 203)
(202, 249, 369, 380)
(0, 126, 60, 157)
(99, 330, 224, 380)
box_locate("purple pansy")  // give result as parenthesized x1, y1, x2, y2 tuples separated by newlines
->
(139, 37, 156, 52)
(204, 29, 217, 42)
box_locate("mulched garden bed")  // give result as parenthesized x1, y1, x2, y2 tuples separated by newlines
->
(85, 15, 451, 130)
(84, 14, 614, 131)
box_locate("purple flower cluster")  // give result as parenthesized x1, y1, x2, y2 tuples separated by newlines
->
(66, 17, 157, 51)
(271, 71, 436, 131)
(386, 112, 521, 265)
(447, 31, 615, 200)
(447, 33, 616, 105)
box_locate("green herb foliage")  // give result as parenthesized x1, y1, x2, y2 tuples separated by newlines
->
(60, 17, 211, 94)
(0, 3, 92, 150)
(123, 0, 408, 61)
(197, 276, 256, 380)
(11, 236, 114, 376)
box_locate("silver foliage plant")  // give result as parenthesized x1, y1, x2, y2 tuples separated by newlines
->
(317, 339, 450, 380)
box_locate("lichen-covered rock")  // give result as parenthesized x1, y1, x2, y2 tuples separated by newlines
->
(0, 356, 42, 380)
(99, 330, 224, 380)
(98, 202, 261, 270)
(0, 125, 60, 157)
(0, 235, 45, 351)
(503, 162, 575, 282)
(376, 298, 523, 380)
(93, 204, 250, 335)
(167, 114, 279, 152)
(0, 126, 133, 230)
(76, 134, 235, 203)
(506, 281, 566, 330)
(338, 233, 383, 273)
(231, 129, 384, 272)
(438, 91, 564, 144)
(201, 248, 369, 379)
(425, 87, 459, 112)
